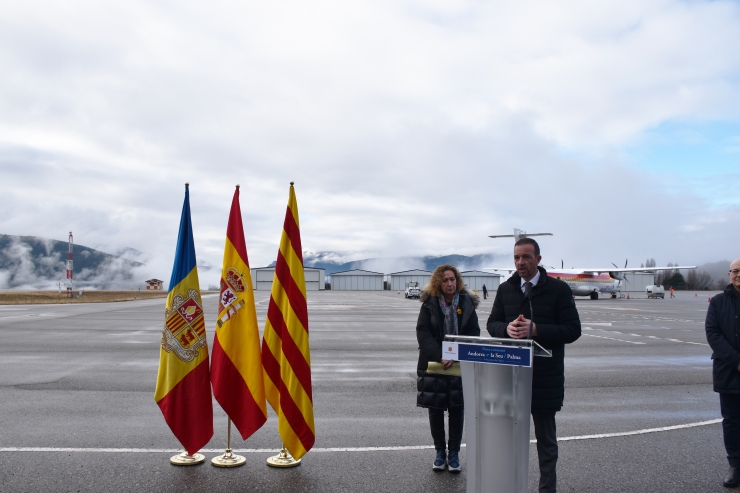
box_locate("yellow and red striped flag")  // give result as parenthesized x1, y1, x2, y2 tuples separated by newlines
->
(154, 184, 214, 455)
(261, 182, 315, 459)
(211, 185, 268, 439)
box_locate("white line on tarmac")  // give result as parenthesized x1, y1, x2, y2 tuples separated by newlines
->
(582, 333, 646, 345)
(0, 419, 722, 454)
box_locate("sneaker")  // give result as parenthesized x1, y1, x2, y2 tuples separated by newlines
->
(447, 450, 461, 473)
(432, 449, 446, 471)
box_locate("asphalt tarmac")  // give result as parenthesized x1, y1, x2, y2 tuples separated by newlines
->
(0, 289, 730, 492)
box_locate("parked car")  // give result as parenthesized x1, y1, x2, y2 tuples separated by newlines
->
(405, 281, 420, 299)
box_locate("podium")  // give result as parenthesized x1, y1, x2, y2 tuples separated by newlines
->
(442, 335, 551, 493)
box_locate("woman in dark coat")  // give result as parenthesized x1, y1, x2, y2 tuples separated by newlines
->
(416, 264, 480, 473)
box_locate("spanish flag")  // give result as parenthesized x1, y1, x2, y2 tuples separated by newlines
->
(211, 185, 268, 439)
(261, 183, 315, 460)
(154, 184, 214, 455)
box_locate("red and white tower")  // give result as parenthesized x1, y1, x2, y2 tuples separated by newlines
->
(66, 232, 73, 298)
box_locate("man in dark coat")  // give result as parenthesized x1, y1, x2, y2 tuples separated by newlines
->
(487, 238, 581, 493)
(706, 259, 740, 488)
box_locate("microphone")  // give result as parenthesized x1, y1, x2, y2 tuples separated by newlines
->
(523, 281, 534, 339)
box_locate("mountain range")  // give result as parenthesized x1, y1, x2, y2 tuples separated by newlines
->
(0, 234, 145, 290)
(293, 251, 496, 275)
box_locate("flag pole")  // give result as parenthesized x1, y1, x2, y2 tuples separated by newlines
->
(267, 443, 302, 468)
(211, 418, 246, 467)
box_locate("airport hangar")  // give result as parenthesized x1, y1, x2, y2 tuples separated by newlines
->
(329, 269, 385, 291)
(387, 269, 502, 292)
(311, 269, 503, 292)
(250, 266, 326, 291)
(250, 265, 652, 294)
(620, 272, 655, 294)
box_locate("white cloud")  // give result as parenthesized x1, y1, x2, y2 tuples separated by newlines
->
(0, 0, 739, 288)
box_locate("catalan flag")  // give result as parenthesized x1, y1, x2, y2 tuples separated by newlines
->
(211, 186, 268, 439)
(154, 184, 214, 455)
(262, 183, 315, 460)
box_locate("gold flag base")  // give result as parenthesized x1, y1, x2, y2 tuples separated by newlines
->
(211, 450, 246, 468)
(170, 452, 206, 466)
(266, 446, 301, 468)
(211, 418, 246, 467)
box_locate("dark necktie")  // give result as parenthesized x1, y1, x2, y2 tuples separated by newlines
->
(523, 281, 533, 300)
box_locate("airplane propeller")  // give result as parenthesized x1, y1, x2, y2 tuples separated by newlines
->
(610, 259, 630, 287)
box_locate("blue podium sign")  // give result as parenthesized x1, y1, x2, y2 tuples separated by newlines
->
(443, 341, 532, 368)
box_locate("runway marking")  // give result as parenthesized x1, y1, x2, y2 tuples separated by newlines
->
(583, 328, 708, 346)
(0, 419, 722, 454)
(582, 333, 646, 345)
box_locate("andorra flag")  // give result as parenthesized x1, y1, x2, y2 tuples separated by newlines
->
(262, 182, 315, 460)
(210, 185, 268, 439)
(154, 184, 214, 455)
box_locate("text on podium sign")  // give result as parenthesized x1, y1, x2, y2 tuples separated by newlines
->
(443, 341, 532, 368)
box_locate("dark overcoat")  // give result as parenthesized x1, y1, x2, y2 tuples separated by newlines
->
(486, 267, 581, 412)
(706, 285, 740, 393)
(416, 288, 480, 409)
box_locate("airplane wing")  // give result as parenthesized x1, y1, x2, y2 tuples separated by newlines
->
(483, 266, 696, 273)
(580, 266, 696, 273)
(488, 233, 553, 238)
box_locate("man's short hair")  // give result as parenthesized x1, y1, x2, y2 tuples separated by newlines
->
(514, 237, 540, 256)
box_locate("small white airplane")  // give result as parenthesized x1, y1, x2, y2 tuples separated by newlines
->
(486, 229, 696, 299)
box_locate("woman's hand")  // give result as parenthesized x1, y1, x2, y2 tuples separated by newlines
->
(441, 359, 454, 370)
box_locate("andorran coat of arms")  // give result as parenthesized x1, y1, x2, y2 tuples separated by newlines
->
(161, 289, 208, 362)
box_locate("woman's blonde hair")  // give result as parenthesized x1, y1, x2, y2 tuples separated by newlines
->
(429, 264, 464, 297)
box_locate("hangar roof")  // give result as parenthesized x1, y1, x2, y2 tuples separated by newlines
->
(330, 269, 384, 276)
(388, 269, 433, 276)
(461, 270, 502, 277)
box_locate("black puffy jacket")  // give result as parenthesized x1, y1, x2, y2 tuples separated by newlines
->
(486, 267, 581, 412)
(706, 285, 740, 393)
(416, 288, 480, 409)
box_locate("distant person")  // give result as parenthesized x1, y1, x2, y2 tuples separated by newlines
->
(416, 264, 480, 473)
(705, 259, 740, 488)
(487, 238, 581, 493)
(670, 286, 675, 298)
(482, 284, 488, 299)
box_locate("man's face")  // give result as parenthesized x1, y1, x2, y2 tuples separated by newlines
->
(514, 244, 542, 282)
(729, 259, 740, 292)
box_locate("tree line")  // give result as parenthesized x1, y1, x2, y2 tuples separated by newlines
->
(641, 259, 720, 290)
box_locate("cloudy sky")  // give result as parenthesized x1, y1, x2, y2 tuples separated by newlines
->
(1, 0, 739, 287)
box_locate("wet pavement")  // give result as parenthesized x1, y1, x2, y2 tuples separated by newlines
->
(0, 290, 730, 492)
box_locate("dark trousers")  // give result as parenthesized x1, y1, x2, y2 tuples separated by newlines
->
(720, 393, 740, 467)
(532, 411, 558, 493)
(428, 407, 464, 451)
